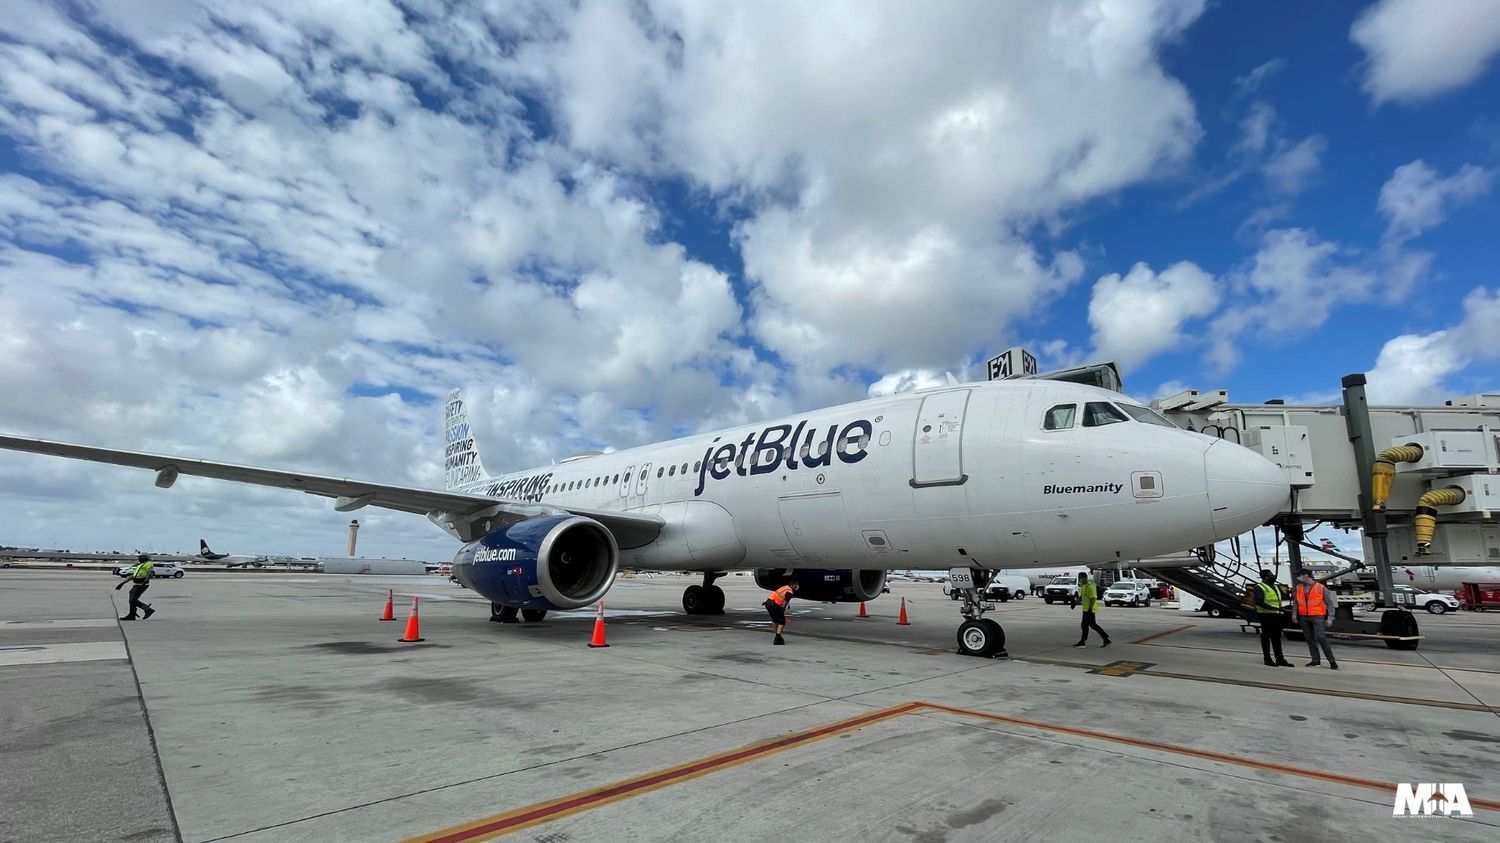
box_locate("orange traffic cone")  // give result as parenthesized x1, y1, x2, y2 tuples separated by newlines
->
(587, 602, 610, 648)
(379, 588, 396, 621)
(897, 596, 910, 625)
(857, 601, 869, 618)
(398, 596, 425, 642)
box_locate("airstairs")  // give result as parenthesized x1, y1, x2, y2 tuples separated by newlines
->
(1137, 547, 1254, 619)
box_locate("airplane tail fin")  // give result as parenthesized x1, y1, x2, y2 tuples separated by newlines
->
(200, 539, 212, 554)
(444, 389, 493, 491)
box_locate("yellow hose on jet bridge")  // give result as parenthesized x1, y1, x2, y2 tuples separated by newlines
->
(1371, 444, 1424, 511)
(1414, 486, 1466, 554)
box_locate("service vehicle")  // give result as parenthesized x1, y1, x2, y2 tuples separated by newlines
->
(1390, 583, 1460, 614)
(1043, 579, 1080, 604)
(1103, 579, 1152, 607)
(112, 561, 185, 579)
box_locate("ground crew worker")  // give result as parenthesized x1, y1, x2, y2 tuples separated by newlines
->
(763, 581, 799, 645)
(114, 554, 156, 621)
(1071, 572, 1110, 648)
(1292, 569, 1339, 670)
(1254, 568, 1292, 666)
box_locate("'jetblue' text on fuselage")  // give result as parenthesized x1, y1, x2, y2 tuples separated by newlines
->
(694, 418, 874, 496)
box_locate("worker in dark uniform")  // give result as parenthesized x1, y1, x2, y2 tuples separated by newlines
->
(1254, 568, 1292, 666)
(1072, 572, 1110, 647)
(114, 554, 156, 620)
(763, 581, 799, 645)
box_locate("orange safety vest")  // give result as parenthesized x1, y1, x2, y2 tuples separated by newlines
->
(767, 585, 794, 607)
(1294, 581, 1328, 617)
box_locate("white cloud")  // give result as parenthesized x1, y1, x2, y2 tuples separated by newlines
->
(868, 369, 952, 397)
(1207, 228, 1382, 370)
(1088, 261, 1218, 372)
(1377, 159, 1493, 243)
(533, 0, 1205, 379)
(1351, 0, 1500, 104)
(1366, 287, 1500, 404)
(1262, 134, 1326, 195)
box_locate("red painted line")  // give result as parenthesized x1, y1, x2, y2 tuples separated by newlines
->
(917, 702, 1500, 812)
(1130, 624, 1193, 645)
(407, 702, 924, 843)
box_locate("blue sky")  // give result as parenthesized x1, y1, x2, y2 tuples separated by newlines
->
(0, 0, 1497, 558)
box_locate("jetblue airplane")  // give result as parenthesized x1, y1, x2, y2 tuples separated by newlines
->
(0, 379, 1287, 656)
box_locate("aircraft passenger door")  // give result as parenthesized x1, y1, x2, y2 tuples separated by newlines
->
(635, 462, 652, 499)
(620, 465, 635, 500)
(911, 390, 970, 487)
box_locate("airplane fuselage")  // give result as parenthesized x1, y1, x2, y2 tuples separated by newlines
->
(452, 380, 1286, 573)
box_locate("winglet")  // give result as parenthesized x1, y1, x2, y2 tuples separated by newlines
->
(945, 372, 960, 386)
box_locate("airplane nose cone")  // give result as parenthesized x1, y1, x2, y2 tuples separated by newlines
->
(1205, 440, 1288, 540)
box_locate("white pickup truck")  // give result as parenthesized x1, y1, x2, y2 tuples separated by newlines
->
(1043, 579, 1079, 604)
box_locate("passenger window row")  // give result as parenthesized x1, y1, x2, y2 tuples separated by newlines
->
(545, 460, 704, 494)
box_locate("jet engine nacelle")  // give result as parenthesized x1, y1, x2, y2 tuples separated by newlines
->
(753, 568, 887, 603)
(453, 515, 618, 610)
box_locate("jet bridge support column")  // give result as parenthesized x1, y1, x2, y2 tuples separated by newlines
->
(1282, 519, 1305, 581)
(1340, 374, 1396, 608)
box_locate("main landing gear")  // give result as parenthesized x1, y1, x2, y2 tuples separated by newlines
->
(950, 569, 1008, 658)
(490, 604, 548, 623)
(683, 572, 726, 615)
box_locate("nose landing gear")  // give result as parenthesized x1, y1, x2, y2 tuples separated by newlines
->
(950, 568, 1008, 658)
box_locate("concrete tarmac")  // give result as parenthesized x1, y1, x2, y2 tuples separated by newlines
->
(2, 568, 1497, 842)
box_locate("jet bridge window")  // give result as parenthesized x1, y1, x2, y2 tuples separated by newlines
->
(1082, 402, 1129, 427)
(1043, 404, 1076, 430)
(1118, 404, 1177, 428)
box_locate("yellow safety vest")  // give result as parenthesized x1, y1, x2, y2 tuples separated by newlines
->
(131, 561, 153, 582)
(1255, 582, 1280, 614)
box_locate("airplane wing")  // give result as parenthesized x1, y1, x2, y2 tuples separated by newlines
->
(0, 434, 664, 548)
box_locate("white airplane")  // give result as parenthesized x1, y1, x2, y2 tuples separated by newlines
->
(193, 539, 266, 567)
(0, 379, 1287, 656)
(1368, 565, 1500, 592)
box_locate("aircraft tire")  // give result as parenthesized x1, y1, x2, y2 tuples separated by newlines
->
(957, 619, 999, 657)
(705, 585, 726, 614)
(521, 608, 548, 623)
(1381, 610, 1419, 650)
(491, 604, 519, 623)
(683, 585, 707, 614)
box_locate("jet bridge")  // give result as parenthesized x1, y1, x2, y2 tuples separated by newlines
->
(1142, 374, 1500, 648)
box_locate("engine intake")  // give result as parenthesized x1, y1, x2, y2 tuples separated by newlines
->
(754, 568, 887, 603)
(453, 515, 618, 610)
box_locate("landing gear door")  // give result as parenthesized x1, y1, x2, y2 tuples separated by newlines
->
(912, 390, 970, 487)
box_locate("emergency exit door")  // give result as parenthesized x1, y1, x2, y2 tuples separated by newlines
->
(911, 390, 970, 487)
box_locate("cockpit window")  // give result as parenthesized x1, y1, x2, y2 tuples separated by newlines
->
(1043, 404, 1076, 430)
(1119, 404, 1178, 428)
(1082, 402, 1129, 427)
